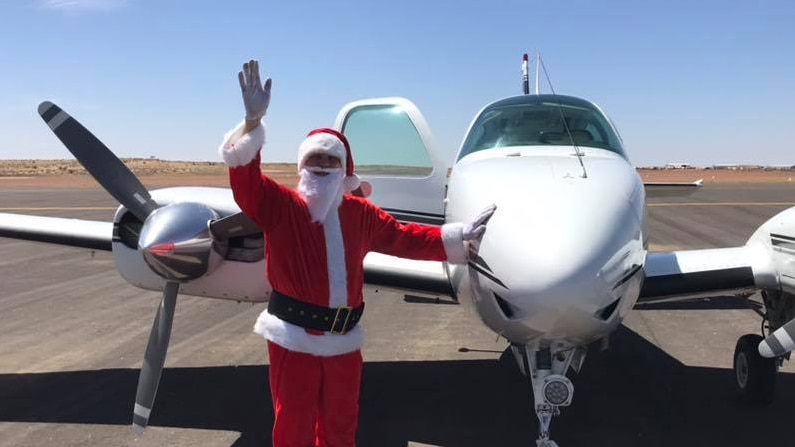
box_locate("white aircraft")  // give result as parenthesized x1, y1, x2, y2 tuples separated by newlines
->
(2, 57, 795, 446)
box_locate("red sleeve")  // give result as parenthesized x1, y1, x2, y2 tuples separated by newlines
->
(367, 202, 466, 263)
(229, 152, 294, 232)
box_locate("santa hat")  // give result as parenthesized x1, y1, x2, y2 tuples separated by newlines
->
(297, 128, 360, 192)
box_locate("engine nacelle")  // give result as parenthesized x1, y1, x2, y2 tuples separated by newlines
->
(111, 187, 271, 303)
(747, 206, 795, 295)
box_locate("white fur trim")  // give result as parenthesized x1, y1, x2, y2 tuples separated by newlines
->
(218, 121, 265, 167)
(253, 310, 363, 356)
(324, 207, 348, 308)
(343, 174, 361, 192)
(441, 223, 467, 264)
(297, 169, 344, 223)
(298, 133, 346, 172)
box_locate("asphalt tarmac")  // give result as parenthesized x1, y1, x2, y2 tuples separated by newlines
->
(1, 182, 795, 447)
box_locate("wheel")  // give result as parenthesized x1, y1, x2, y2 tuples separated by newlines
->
(733, 334, 777, 405)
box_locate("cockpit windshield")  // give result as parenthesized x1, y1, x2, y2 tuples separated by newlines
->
(458, 95, 625, 160)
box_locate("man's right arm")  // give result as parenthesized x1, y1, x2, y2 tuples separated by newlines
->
(219, 121, 291, 232)
(217, 59, 290, 232)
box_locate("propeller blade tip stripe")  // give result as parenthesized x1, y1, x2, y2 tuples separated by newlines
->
(46, 110, 71, 131)
(760, 337, 783, 358)
(38, 101, 60, 121)
(132, 413, 149, 431)
(760, 325, 795, 357)
(134, 403, 152, 418)
(133, 192, 148, 205)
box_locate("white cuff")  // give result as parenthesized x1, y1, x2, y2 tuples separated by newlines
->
(218, 120, 265, 167)
(441, 222, 467, 264)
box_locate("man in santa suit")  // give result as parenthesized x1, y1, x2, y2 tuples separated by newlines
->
(219, 60, 496, 447)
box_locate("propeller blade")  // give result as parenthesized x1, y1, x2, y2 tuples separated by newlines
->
(37, 101, 158, 222)
(209, 212, 261, 239)
(132, 281, 179, 434)
(759, 318, 795, 358)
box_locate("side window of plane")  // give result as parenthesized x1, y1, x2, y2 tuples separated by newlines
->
(342, 105, 433, 177)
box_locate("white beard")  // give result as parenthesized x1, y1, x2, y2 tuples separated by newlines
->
(297, 167, 344, 223)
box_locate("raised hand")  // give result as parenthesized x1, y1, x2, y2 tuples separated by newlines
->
(238, 59, 272, 121)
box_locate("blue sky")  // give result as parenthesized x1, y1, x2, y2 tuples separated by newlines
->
(1, 0, 793, 167)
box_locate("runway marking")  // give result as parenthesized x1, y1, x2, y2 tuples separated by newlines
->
(649, 202, 795, 207)
(0, 206, 117, 211)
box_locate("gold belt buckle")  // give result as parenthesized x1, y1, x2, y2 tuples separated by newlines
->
(330, 306, 353, 334)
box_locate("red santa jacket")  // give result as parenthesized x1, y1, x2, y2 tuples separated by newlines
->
(220, 122, 467, 356)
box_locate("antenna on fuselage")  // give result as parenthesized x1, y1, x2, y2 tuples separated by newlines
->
(535, 51, 540, 94)
(536, 53, 589, 178)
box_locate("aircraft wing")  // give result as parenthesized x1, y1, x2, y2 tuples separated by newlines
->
(0, 213, 112, 251)
(643, 179, 703, 198)
(639, 246, 758, 303)
(363, 252, 453, 297)
(0, 212, 454, 298)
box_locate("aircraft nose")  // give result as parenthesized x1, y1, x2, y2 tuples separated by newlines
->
(480, 190, 642, 339)
(448, 155, 644, 342)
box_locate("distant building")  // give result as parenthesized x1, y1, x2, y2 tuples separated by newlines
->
(713, 164, 739, 170)
(713, 164, 765, 170)
(763, 165, 795, 171)
(664, 163, 695, 169)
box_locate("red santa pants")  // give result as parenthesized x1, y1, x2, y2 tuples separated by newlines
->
(267, 341, 363, 447)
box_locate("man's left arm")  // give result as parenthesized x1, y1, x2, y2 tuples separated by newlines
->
(368, 203, 496, 264)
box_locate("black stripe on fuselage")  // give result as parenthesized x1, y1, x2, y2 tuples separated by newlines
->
(771, 237, 795, 252)
(771, 233, 795, 243)
(382, 208, 444, 218)
(638, 267, 755, 302)
(468, 261, 509, 289)
(387, 212, 444, 226)
(471, 254, 493, 273)
(612, 264, 643, 290)
(383, 208, 445, 226)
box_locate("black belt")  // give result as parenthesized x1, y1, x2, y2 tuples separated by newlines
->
(267, 290, 364, 334)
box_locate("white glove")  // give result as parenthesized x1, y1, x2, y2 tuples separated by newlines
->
(238, 59, 272, 121)
(463, 204, 497, 241)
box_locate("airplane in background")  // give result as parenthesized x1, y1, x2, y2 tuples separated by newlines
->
(2, 54, 795, 446)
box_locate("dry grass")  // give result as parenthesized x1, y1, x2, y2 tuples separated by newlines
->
(638, 168, 795, 184)
(0, 160, 792, 188)
(0, 159, 299, 188)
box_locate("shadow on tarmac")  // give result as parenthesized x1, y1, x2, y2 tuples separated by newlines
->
(2, 325, 794, 446)
(634, 295, 763, 311)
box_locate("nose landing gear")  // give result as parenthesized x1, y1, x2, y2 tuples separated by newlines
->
(512, 343, 585, 447)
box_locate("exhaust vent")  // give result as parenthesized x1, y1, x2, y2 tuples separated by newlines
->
(493, 291, 515, 319)
(597, 297, 621, 321)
